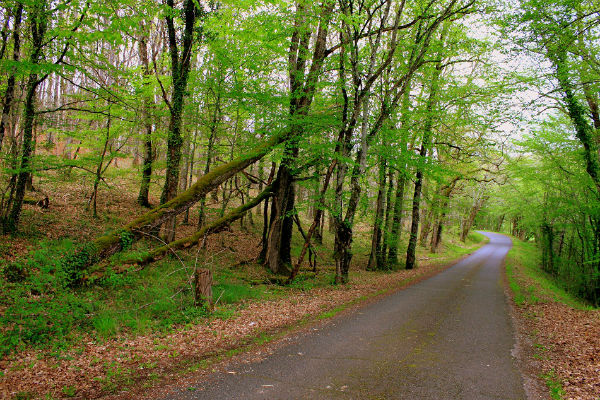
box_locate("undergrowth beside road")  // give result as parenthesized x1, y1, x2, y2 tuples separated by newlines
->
(1, 230, 486, 399)
(506, 240, 593, 310)
(505, 238, 600, 399)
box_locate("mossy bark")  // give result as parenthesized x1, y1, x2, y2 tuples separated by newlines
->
(100, 184, 274, 272)
(160, 0, 198, 242)
(90, 132, 287, 265)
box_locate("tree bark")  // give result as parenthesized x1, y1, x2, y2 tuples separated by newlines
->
(194, 268, 212, 307)
(4, 3, 46, 233)
(405, 58, 443, 270)
(367, 157, 387, 270)
(160, 0, 198, 243)
(137, 31, 154, 208)
(0, 3, 22, 153)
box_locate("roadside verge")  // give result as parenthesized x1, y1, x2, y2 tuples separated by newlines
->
(1, 234, 487, 400)
(505, 238, 600, 400)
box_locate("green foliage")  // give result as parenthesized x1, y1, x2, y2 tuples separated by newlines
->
(506, 239, 595, 310)
(542, 370, 565, 400)
(212, 283, 264, 305)
(61, 385, 77, 398)
(0, 240, 102, 356)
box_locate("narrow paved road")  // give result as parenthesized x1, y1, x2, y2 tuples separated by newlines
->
(162, 232, 525, 399)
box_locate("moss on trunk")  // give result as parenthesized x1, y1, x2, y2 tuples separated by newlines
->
(89, 132, 286, 268)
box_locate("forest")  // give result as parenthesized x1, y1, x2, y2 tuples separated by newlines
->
(0, 0, 599, 398)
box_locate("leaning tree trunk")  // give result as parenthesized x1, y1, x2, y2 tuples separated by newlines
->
(115, 183, 275, 271)
(197, 100, 219, 229)
(460, 195, 487, 242)
(288, 158, 337, 282)
(87, 129, 288, 270)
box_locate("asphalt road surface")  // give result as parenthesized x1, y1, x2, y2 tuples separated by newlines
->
(161, 232, 525, 400)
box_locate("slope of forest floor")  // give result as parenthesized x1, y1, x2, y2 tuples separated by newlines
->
(0, 176, 487, 399)
(506, 239, 600, 400)
(0, 236, 486, 400)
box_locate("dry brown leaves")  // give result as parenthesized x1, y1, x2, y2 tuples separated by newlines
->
(0, 252, 465, 400)
(523, 303, 600, 399)
(509, 269, 600, 399)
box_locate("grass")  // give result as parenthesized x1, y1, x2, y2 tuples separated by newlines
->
(541, 370, 566, 400)
(1, 222, 488, 359)
(504, 236, 599, 399)
(505, 238, 593, 310)
(0, 183, 491, 399)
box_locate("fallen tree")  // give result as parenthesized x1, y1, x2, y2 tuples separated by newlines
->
(120, 183, 274, 267)
(84, 131, 287, 271)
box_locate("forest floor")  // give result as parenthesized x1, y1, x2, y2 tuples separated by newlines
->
(506, 239, 600, 400)
(0, 173, 487, 399)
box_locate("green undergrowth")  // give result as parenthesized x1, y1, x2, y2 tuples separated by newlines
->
(505, 238, 595, 310)
(0, 223, 486, 361)
(435, 230, 487, 259)
(541, 370, 566, 400)
(505, 237, 598, 399)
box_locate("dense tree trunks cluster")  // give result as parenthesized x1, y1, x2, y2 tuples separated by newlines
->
(264, 0, 335, 275)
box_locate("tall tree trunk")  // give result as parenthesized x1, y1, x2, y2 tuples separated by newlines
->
(381, 168, 395, 267)
(4, 3, 46, 234)
(259, 162, 276, 262)
(160, 0, 198, 243)
(137, 32, 154, 208)
(387, 83, 412, 266)
(367, 157, 387, 271)
(387, 169, 407, 266)
(405, 60, 443, 270)
(550, 47, 600, 193)
(0, 3, 23, 153)
(264, 0, 334, 275)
